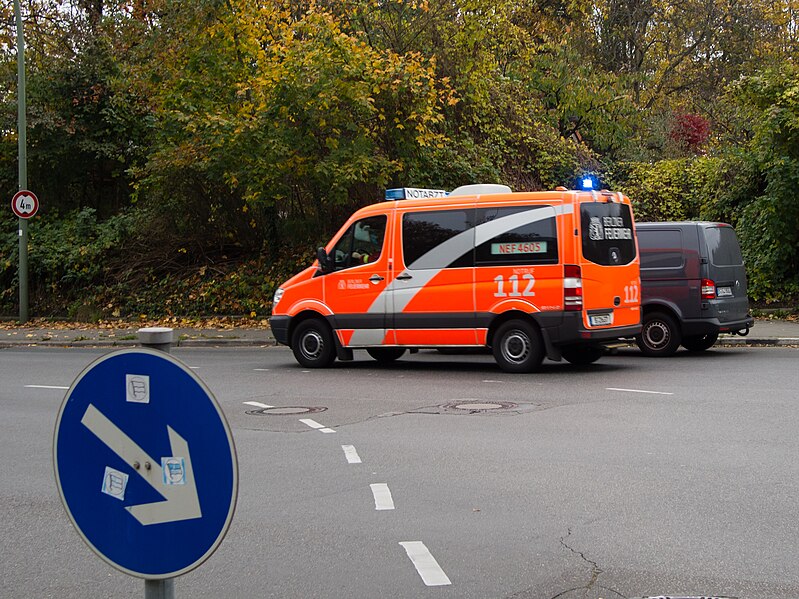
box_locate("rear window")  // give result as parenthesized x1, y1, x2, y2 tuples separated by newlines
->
(580, 202, 637, 265)
(637, 229, 684, 269)
(705, 226, 743, 266)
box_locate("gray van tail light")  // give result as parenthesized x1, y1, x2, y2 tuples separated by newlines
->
(701, 279, 716, 299)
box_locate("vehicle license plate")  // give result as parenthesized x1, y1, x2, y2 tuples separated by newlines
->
(589, 313, 613, 326)
(717, 286, 733, 297)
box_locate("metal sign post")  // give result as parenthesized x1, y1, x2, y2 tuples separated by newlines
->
(13, 0, 29, 323)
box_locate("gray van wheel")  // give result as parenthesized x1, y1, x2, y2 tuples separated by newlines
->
(366, 348, 406, 363)
(682, 333, 719, 352)
(292, 319, 336, 368)
(637, 312, 681, 357)
(492, 319, 544, 373)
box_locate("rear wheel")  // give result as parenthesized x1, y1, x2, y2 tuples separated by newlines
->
(292, 319, 335, 368)
(682, 332, 719, 352)
(492, 319, 544, 373)
(366, 348, 406, 363)
(636, 312, 681, 357)
(561, 346, 603, 365)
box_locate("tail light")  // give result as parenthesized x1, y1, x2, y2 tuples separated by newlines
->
(701, 279, 716, 299)
(564, 264, 583, 311)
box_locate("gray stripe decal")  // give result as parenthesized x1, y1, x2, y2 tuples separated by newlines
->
(368, 204, 572, 315)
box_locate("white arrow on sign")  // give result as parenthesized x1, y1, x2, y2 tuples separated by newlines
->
(81, 404, 202, 525)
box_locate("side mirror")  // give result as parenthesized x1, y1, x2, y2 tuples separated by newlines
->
(316, 247, 333, 274)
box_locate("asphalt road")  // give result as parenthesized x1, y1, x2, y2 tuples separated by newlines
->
(2, 345, 798, 598)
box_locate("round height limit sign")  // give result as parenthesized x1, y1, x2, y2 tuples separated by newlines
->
(12, 189, 39, 219)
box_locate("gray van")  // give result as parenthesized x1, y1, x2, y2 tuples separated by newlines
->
(635, 221, 754, 356)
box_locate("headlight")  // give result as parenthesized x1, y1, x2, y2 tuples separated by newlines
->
(273, 288, 284, 306)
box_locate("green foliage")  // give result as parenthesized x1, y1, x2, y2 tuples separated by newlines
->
(0, 208, 136, 315)
(3, 0, 799, 313)
(611, 158, 711, 222)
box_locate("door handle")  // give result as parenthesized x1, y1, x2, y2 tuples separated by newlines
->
(396, 273, 413, 281)
(369, 274, 385, 283)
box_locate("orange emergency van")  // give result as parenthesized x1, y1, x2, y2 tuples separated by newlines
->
(270, 184, 642, 373)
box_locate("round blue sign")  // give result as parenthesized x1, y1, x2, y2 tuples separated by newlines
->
(53, 349, 238, 579)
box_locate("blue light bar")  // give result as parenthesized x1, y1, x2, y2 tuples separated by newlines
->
(581, 177, 594, 190)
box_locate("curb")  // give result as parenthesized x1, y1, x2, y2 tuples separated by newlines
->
(1, 338, 796, 349)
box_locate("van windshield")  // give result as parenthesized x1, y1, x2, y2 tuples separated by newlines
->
(705, 226, 744, 266)
(580, 202, 636, 266)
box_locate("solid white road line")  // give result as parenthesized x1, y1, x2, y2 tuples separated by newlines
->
(370, 483, 395, 510)
(320, 428, 336, 434)
(243, 401, 273, 409)
(399, 541, 451, 586)
(606, 387, 674, 396)
(342, 445, 362, 464)
(25, 385, 69, 390)
(253, 368, 270, 371)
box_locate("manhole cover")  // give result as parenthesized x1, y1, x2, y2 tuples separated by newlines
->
(246, 406, 327, 416)
(443, 401, 517, 413)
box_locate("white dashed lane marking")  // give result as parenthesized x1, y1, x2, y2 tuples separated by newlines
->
(606, 387, 674, 396)
(342, 445, 362, 464)
(25, 385, 69, 390)
(243, 401, 273, 409)
(370, 484, 395, 510)
(399, 542, 451, 586)
(299, 418, 336, 433)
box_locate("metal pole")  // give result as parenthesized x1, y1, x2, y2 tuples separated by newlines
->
(13, 0, 29, 324)
(144, 579, 175, 599)
(138, 326, 175, 598)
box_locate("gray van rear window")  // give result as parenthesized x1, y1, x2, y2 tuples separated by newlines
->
(705, 226, 744, 266)
(638, 229, 684, 269)
(580, 203, 636, 266)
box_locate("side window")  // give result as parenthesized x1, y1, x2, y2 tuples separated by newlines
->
(475, 206, 559, 266)
(637, 229, 684, 269)
(705, 226, 744, 266)
(402, 210, 474, 269)
(332, 215, 387, 270)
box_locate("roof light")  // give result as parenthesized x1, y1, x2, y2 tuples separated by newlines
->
(385, 187, 448, 200)
(580, 176, 595, 190)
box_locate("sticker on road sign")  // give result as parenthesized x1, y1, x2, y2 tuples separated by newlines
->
(126, 374, 150, 403)
(162, 457, 187, 485)
(101, 467, 129, 501)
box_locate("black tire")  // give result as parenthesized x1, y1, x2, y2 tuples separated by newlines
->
(366, 347, 406, 363)
(682, 332, 719, 352)
(636, 312, 682, 357)
(291, 319, 336, 368)
(492, 319, 544, 373)
(561, 346, 604, 365)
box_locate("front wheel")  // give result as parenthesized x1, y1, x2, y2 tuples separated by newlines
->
(292, 319, 336, 368)
(682, 332, 719, 352)
(492, 319, 544, 373)
(366, 348, 406, 363)
(561, 346, 604, 365)
(636, 312, 681, 357)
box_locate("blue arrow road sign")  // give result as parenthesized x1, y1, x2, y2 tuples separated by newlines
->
(53, 349, 238, 579)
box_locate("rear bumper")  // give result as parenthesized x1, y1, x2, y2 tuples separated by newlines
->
(541, 312, 641, 346)
(682, 315, 754, 336)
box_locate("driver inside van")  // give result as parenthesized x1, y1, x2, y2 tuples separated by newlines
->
(351, 221, 381, 264)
